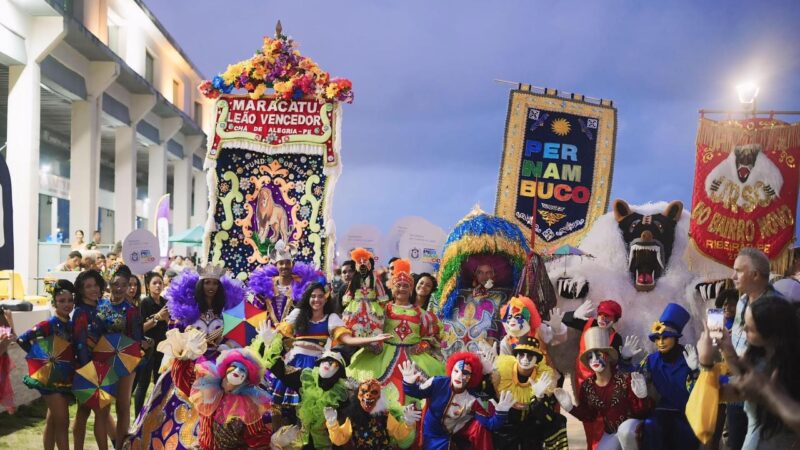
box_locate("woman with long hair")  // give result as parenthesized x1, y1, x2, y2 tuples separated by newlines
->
(266, 282, 389, 411)
(125, 266, 245, 450)
(133, 272, 169, 415)
(127, 275, 142, 307)
(347, 259, 445, 405)
(413, 273, 444, 359)
(699, 295, 800, 449)
(72, 270, 114, 450)
(94, 265, 143, 449)
(17, 279, 76, 450)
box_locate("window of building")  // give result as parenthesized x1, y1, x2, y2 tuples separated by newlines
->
(107, 23, 120, 55)
(145, 51, 155, 84)
(194, 101, 203, 127)
(172, 79, 182, 108)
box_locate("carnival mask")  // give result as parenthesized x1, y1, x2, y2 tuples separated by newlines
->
(358, 380, 382, 413)
(226, 362, 247, 387)
(502, 312, 531, 338)
(588, 351, 608, 373)
(654, 335, 676, 354)
(319, 360, 340, 379)
(450, 360, 473, 391)
(515, 351, 538, 371)
(596, 314, 613, 329)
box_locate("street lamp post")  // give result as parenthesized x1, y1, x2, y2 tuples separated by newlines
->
(736, 82, 760, 117)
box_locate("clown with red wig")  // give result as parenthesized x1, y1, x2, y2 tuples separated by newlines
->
(401, 352, 515, 450)
(190, 348, 272, 450)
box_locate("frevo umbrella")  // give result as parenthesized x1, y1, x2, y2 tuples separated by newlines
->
(93, 333, 142, 378)
(223, 299, 267, 348)
(73, 360, 118, 409)
(547, 244, 594, 275)
(24, 334, 75, 391)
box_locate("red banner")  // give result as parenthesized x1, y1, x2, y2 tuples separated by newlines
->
(690, 118, 800, 270)
(208, 96, 338, 165)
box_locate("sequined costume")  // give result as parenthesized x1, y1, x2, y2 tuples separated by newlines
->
(440, 287, 510, 358)
(247, 263, 320, 325)
(125, 272, 245, 450)
(487, 355, 568, 450)
(327, 395, 416, 449)
(403, 376, 508, 450)
(348, 302, 445, 404)
(266, 309, 350, 406)
(569, 370, 653, 435)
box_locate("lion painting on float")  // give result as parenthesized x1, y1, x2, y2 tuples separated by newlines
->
(546, 199, 731, 377)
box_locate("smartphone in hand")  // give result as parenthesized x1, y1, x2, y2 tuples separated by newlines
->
(707, 308, 724, 341)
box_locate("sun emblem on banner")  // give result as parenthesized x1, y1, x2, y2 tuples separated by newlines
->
(551, 118, 571, 136)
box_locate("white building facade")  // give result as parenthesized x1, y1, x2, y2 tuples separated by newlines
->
(1, 0, 211, 291)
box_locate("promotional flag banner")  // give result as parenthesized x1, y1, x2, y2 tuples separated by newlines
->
(205, 96, 342, 278)
(495, 87, 616, 252)
(689, 117, 800, 271)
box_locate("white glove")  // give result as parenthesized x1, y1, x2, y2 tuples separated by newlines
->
(683, 344, 699, 371)
(257, 319, 277, 344)
(478, 341, 498, 375)
(573, 299, 595, 321)
(323, 407, 338, 427)
(531, 371, 554, 399)
(490, 390, 516, 413)
(620, 335, 643, 360)
(402, 404, 422, 424)
(399, 360, 420, 384)
(553, 388, 573, 411)
(546, 308, 567, 336)
(630, 372, 648, 399)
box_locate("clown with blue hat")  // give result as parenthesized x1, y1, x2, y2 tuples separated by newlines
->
(639, 303, 700, 450)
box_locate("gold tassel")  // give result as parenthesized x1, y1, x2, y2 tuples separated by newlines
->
(696, 118, 800, 152)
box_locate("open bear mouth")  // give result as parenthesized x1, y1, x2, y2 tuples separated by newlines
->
(628, 239, 665, 291)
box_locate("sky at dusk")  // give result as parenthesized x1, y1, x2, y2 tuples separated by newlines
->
(146, 0, 800, 239)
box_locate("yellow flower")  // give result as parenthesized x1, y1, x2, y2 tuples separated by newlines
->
(222, 62, 244, 84)
(651, 321, 666, 334)
(325, 84, 338, 99)
(249, 83, 267, 99)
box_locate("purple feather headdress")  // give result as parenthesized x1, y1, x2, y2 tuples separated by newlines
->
(167, 270, 247, 325)
(167, 270, 201, 326)
(246, 262, 323, 301)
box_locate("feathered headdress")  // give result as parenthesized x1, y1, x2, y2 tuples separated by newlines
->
(246, 261, 321, 301)
(391, 259, 413, 286)
(350, 248, 374, 266)
(166, 270, 246, 325)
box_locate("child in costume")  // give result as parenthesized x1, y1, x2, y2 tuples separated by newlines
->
(247, 242, 320, 326)
(324, 378, 422, 449)
(554, 328, 652, 450)
(479, 335, 568, 450)
(17, 279, 76, 450)
(347, 259, 445, 404)
(401, 352, 516, 450)
(72, 269, 113, 450)
(560, 299, 642, 449)
(125, 265, 245, 450)
(341, 248, 389, 339)
(94, 264, 144, 449)
(638, 303, 700, 450)
(190, 348, 272, 450)
(263, 282, 389, 424)
(252, 332, 352, 450)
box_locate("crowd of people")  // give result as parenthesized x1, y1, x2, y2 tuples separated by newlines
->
(0, 245, 797, 450)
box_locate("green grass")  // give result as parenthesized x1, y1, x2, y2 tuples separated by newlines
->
(0, 384, 151, 450)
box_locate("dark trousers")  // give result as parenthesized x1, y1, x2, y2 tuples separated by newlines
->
(724, 403, 748, 450)
(133, 350, 163, 417)
(642, 409, 699, 450)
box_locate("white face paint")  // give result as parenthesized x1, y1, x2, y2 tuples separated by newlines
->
(502, 313, 531, 338)
(515, 351, 537, 370)
(226, 365, 247, 386)
(588, 351, 608, 373)
(450, 360, 473, 391)
(319, 360, 340, 379)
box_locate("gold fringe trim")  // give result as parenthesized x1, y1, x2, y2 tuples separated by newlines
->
(696, 118, 800, 152)
(687, 235, 795, 276)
